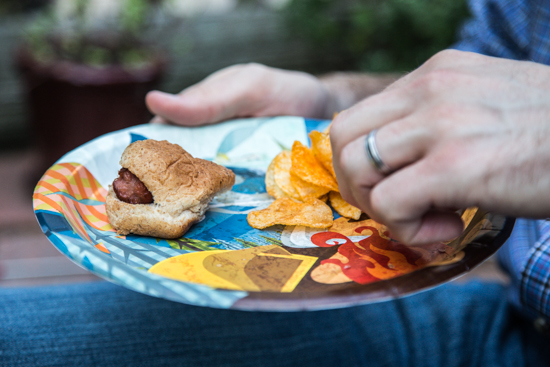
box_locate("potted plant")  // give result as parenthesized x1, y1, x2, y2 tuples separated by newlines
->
(15, 0, 171, 174)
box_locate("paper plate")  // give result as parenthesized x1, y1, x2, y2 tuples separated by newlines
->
(33, 117, 514, 311)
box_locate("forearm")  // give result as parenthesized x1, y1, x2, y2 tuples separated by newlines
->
(319, 72, 401, 117)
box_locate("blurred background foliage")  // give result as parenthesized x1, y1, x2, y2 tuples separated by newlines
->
(283, 0, 470, 72)
(21, 0, 177, 68)
(0, 0, 472, 147)
(0, 0, 48, 15)
(1, 0, 471, 72)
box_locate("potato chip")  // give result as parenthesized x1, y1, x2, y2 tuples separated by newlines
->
(290, 141, 338, 192)
(289, 172, 329, 200)
(265, 158, 288, 199)
(329, 191, 361, 220)
(247, 197, 333, 229)
(309, 130, 336, 178)
(273, 151, 301, 200)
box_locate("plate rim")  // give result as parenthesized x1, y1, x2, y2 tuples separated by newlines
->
(33, 118, 515, 311)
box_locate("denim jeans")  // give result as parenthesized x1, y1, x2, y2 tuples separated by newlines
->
(1, 280, 548, 367)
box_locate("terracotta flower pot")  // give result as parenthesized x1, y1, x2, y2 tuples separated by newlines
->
(15, 47, 166, 175)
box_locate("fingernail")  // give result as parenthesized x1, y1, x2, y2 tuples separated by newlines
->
(151, 90, 180, 100)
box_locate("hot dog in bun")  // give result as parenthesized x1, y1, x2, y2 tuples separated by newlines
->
(106, 139, 235, 238)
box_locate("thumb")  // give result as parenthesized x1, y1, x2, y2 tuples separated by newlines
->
(146, 90, 217, 126)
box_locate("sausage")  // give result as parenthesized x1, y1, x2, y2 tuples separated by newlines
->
(113, 168, 153, 204)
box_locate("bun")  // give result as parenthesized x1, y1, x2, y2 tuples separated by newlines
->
(106, 139, 235, 238)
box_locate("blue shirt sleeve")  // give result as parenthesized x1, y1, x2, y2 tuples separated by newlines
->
(451, 0, 550, 323)
(451, 0, 531, 60)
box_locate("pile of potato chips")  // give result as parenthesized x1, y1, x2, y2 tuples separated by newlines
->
(247, 128, 362, 229)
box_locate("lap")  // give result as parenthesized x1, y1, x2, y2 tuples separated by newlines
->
(0, 281, 548, 367)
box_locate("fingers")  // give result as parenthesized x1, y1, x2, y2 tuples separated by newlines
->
(146, 63, 333, 126)
(337, 137, 466, 244)
(375, 122, 432, 168)
(330, 88, 418, 198)
(404, 210, 465, 245)
(336, 135, 383, 209)
(146, 91, 203, 125)
(146, 89, 241, 126)
(368, 161, 466, 244)
(332, 50, 546, 245)
(330, 88, 415, 157)
(334, 111, 434, 208)
(146, 64, 269, 126)
(332, 99, 468, 244)
(146, 82, 252, 126)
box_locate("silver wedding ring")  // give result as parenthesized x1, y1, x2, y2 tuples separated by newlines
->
(365, 129, 392, 175)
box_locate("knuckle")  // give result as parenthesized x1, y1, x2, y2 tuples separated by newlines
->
(413, 69, 456, 95)
(370, 185, 412, 232)
(421, 150, 461, 183)
(425, 49, 463, 69)
(429, 102, 461, 125)
(338, 143, 354, 173)
(241, 84, 261, 104)
(241, 64, 275, 102)
(411, 73, 439, 96)
(242, 62, 268, 76)
(369, 197, 414, 243)
(422, 51, 447, 70)
(213, 63, 248, 77)
(422, 49, 484, 74)
(432, 49, 460, 63)
(338, 144, 368, 191)
(224, 63, 268, 81)
(330, 109, 350, 140)
(201, 101, 224, 123)
(369, 186, 391, 222)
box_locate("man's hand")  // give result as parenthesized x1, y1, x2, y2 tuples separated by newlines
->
(146, 63, 399, 126)
(146, 63, 334, 125)
(331, 50, 550, 245)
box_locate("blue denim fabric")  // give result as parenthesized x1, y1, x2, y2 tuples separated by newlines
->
(1, 281, 548, 367)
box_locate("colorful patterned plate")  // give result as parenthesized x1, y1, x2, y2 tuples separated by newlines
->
(33, 117, 514, 311)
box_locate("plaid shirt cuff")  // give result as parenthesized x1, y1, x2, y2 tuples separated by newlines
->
(520, 220, 550, 320)
(499, 219, 550, 321)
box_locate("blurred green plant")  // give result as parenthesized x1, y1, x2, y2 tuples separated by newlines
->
(283, 0, 470, 72)
(23, 0, 175, 68)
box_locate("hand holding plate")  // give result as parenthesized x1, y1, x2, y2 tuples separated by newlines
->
(145, 63, 333, 125)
